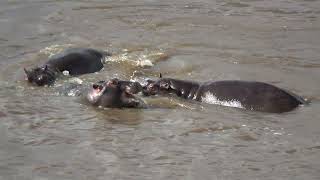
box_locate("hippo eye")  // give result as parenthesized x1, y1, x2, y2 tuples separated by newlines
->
(160, 82, 170, 89)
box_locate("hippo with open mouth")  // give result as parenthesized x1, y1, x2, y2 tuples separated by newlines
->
(24, 48, 111, 86)
(142, 75, 307, 113)
(87, 79, 145, 108)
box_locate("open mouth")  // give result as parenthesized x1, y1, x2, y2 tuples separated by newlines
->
(92, 84, 104, 93)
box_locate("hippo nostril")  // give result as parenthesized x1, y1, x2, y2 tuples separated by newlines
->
(93, 84, 99, 89)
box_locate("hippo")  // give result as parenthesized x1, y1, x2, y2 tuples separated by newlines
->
(86, 79, 145, 108)
(107, 78, 143, 95)
(142, 76, 307, 113)
(24, 48, 111, 86)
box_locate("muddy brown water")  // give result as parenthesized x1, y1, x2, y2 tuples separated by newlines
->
(0, 0, 320, 180)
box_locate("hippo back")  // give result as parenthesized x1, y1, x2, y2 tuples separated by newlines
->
(196, 81, 305, 113)
(46, 48, 106, 75)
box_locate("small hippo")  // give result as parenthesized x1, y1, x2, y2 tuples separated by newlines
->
(24, 48, 111, 86)
(87, 79, 145, 108)
(107, 78, 143, 95)
(142, 76, 307, 113)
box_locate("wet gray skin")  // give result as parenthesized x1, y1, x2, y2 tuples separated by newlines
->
(24, 48, 110, 86)
(143, 78, 306, 113)
(87, 80, 144, 108)
(1, 0, 320, 180)
(107, 78, 143, 95)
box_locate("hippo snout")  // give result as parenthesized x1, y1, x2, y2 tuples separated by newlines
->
(87, 80, 145, 108)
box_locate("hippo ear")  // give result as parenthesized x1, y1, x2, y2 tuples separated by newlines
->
(24, 68, 30, 77)
(159, 73, 162, 78)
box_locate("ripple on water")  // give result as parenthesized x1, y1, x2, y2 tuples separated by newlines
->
(0, 0, 319, 178)
(223, 2, 250, 8)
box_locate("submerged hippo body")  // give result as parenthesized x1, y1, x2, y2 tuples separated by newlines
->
(24, 48, 111, 86)
(143, 78, 306, 113)
(87, 80, 145, 108)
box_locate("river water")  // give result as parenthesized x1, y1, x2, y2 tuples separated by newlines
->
(0, 0, 320, 180)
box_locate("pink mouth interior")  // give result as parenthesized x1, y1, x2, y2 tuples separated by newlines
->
(94, 89, 101, 93)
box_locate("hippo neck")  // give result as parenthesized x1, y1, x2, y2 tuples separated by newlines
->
(168, 79, 200, 99)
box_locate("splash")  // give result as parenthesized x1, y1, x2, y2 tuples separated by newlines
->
(39, 44, 73, 58)
(62, 70, 70, 76)
(104, 49, 169, 67)
(66, 88, 81, 97)
(68, 77, 83, 84)
(201, 92, 244, 109)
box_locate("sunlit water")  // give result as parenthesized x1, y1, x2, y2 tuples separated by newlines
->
(0, 0, 320, 180)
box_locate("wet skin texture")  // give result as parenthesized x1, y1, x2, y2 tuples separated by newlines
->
(143, 78, 307, 113)
(87, 80, 144, 108)
(107, 78, 143, 95)
(24, 48, 111, 86)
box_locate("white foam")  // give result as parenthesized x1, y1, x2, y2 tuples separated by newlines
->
(69, 77, 83, 84)
(39, 44, 73, 57)
(103, 49, 169, 67)
(62, 70, 70, 76)
(67, 89, 80, 97)
(104, 53, 154, 67)
(137, 58, 153, 67)
(201, 92, 244, 109)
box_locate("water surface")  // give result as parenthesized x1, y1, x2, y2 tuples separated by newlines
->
(0, 0, 320, 179)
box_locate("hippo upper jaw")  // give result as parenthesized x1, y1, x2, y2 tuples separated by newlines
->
(86, 83, 106, 105)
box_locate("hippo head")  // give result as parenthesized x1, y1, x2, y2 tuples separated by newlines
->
(24, 65, 56, 86)
(142, 79, 159, 96)
(87, 80, 144, 108)
(108, 78, 143, 94)
(142, 74, 178, 96)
